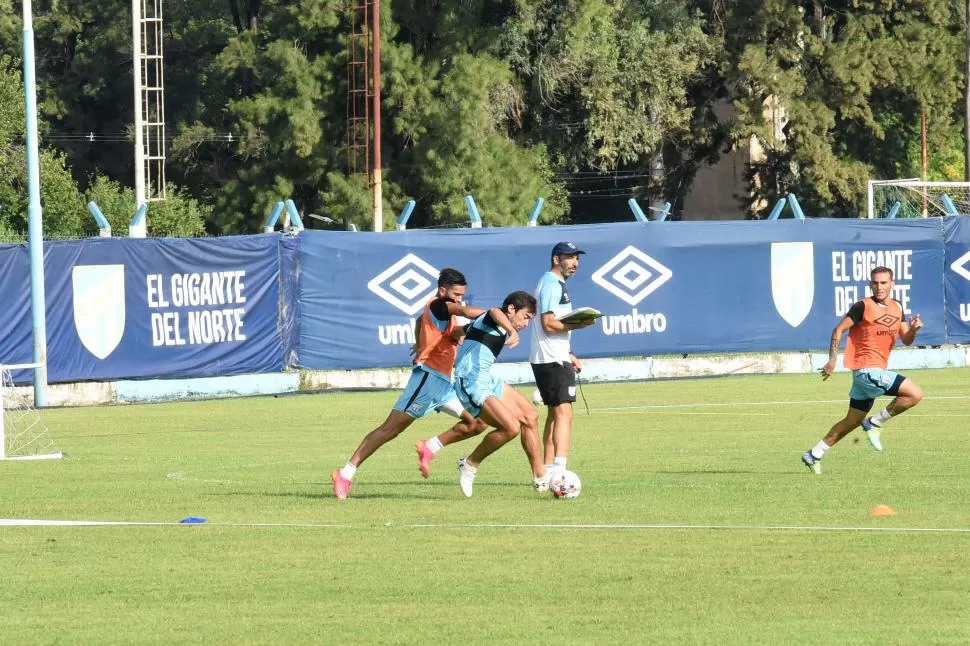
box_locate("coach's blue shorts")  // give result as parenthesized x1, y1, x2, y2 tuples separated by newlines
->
(454, 374, 504, 418)
(393, 367, 459, 419)
(849, 368, 905, 401)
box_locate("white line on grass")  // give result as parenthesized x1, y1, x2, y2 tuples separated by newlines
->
(590, 394, 970, 412)
(601, 410, 969, 418)
(3, 518, 970, 534)
(0, 519, 352, 528)
(409, 523, 970, 533)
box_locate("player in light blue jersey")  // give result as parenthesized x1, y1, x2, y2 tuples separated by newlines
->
(453, 291, 546, 497)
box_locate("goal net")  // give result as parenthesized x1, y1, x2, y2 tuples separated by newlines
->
(1, 364, 62, 461)
(867, 180, 970, 219)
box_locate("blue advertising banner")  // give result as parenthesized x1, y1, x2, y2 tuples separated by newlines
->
(0, 235, 290, 382)
(0, 244, 33, 368)
(299, 218, 947, 370)
(944, 216, 970, 341)
(0, 217, 956, 382)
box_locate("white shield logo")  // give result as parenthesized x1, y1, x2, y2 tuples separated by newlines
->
(72, 265, 126, 359)
(770, 242, 814, 327)
(367, 253, 440, 315)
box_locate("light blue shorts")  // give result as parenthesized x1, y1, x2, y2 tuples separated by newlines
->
(454, 374, 504, 418)
(394, 367, 460, 419)
(849, 368, 904, 401)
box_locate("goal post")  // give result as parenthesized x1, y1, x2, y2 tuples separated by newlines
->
(0, 363, 62, 461)
(867, 179, 970, 219)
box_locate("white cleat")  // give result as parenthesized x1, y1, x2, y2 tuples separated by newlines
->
(457, 456, 477, 498)
(533, 473, 552, 493)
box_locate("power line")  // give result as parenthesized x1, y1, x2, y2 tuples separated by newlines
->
(13, 131, 259, 144)
(567, 185, 646, 196)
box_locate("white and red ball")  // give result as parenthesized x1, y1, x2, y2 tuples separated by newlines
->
(550, 470, 581, 499)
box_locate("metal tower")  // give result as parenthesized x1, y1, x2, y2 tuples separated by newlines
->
(133, 0, 166, 237)
(346, 0, 382, 231)
(346, 1, 371, 178)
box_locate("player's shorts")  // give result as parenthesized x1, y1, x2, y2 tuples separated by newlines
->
(849, 368, 905, 411)
(435, 397, 465, 419)
(454, 373, 504, 418)
(393, 367, 458, 419)
(531, 361, 577, 407)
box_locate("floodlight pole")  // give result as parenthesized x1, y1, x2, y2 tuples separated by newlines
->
(22, 0, 49, 407)
(370, 0, 383, 232)
(965, 0, 970, 182)
(132, 0, 147, 237)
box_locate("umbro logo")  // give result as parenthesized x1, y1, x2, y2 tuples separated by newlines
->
(951, 249, 970, 282)
(367, 253, 439, 315)
(591, 246, 672, 306)
(874, 314, 900, 327)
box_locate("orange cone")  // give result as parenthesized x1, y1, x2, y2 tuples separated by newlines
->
(870, 504, 896, 517)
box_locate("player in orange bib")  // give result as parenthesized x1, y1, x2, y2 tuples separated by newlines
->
(802, 266, 924, 475)
(331, 268, 517, 498)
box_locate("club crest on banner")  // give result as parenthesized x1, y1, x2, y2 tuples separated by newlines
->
(72, 264, 126, 359)
(367, 253, 439, 315)
(770, 242, 814, 327)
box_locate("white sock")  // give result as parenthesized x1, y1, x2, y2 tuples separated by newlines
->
(551, 457, 567, 479)
(339, 463, 357, 481)
(871, 407, 892, 427)
(543, 464, 554, 477)
(810, 441, 830, 460)
(426, 437, 444, 454)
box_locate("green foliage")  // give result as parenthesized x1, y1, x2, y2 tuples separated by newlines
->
(0, 56, 86, 238)
(320, 172, 409, 231)
(395, 52, 568, 226)
(84, 177, 206, 238)
(3, 0, 970, 225)
(144, 187, 208, 238)
(726, 0, 966, 217)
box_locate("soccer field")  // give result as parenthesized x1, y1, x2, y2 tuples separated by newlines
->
(3, 369, 970, 644)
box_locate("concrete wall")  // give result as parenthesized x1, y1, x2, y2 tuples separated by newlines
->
(7, 346, 967, 407)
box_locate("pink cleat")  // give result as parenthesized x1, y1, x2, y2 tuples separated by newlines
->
(331, 469, 352, 499)
(415, 440, 435, 479)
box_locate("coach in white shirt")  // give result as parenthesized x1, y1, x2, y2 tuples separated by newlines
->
(529, 241, 596, 488)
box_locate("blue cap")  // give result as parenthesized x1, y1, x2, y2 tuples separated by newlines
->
(551, 241, 585, 257)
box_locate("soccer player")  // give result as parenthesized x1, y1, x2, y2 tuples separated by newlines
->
(454, 290, 546, 497)
(529, 241, 597, 489)
(331, 268, 517, 499)
(801, 266, 924, 475)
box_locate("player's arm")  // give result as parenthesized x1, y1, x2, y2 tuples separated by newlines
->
(820, 302, 862, 380)
(443, 301, 486, 320)
(899, 312, 923, 345)
(409, 317, 422, 359)
(541, 312, 594, 333)
(537, 283, 593, 333)
(487, 307, 519, 348)
(568, 350, 583, 373)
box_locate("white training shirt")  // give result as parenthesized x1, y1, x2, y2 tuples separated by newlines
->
(529, 271, 572, 364)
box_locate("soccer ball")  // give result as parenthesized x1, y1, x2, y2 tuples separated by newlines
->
(531, 388, 544, 405)
(550, 470, 581, 499)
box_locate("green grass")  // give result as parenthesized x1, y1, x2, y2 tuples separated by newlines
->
(3, 369, 970, 644)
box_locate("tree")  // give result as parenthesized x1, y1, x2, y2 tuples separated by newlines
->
(85, 177, 206, 238)
(0, 56, 85, 239)
(724, 0, 964, 217)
